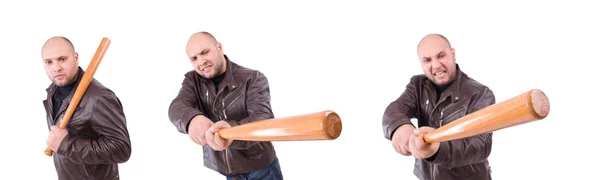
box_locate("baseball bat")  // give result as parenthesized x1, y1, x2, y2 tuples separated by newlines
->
(218, 110, 343, 141)
(423, 89, 550, 143)
(44, 37, 111, 156)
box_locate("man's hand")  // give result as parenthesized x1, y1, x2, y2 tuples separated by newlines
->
(391, 124, 415, 156)
(46, 126, 68, 152)
(205, 121, 233, 151)
(188, 115, 214, 146)
(408, 126, 440, 159)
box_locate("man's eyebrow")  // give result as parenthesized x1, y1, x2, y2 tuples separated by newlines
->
(44, 55, 68, 61)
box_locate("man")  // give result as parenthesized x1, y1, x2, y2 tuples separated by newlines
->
(168, 31, 283, 180)
(42, 36, 132, 180)
(382, 34, 495, 180)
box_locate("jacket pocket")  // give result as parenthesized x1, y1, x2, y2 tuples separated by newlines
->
(240, 143, 265, 160)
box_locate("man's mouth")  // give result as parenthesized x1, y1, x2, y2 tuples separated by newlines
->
(434, 71, 446, 77)
(201, 65, 212, 72)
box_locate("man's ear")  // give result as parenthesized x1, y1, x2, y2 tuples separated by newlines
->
(73, 52, 79, 65)
(216, 42, 223, 54)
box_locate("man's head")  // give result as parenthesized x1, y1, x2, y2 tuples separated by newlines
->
(417, 34, 457, 86)
(186, 31, 227, 79)
(42, 36, 79, 87)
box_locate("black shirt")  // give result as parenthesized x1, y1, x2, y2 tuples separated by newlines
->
(52, 80, 77, 117)
(211, 71, 226, 92)
(435, 78, 454, 102)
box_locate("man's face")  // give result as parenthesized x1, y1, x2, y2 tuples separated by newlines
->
(417, 35, 457, 86)
(42, 39, 79, 87)
(186, 35, 226, 79)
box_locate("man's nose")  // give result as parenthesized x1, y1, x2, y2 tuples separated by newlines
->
(52, 62, 62, 72)
(431, 59, 442, 68)
(195, 58, 208, 66)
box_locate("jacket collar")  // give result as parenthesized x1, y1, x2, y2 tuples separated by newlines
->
(426, 63, 464, 103)
(222, 54, 238, 90)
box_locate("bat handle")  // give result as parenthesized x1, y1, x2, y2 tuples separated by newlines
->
(44, 147, 54, 156)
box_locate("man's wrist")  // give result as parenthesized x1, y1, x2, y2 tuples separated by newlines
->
(56, 134, 70, 155)
(426, 148, 439, 161)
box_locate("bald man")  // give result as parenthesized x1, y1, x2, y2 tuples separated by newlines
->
(168, 31, 283, 180)
(382, 34, 495, 180)
(42, 36, 131, 180)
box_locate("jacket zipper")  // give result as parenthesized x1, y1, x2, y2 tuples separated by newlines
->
(211, 84, 224, 110)
(428, 101, 441, 128)
(432, 164, 436, 180)
(220, 97, 230, 180)
(224, 94, 243, 113)
(439, 108, 445, 127)
(211, 85, 232, 174)
(222, 101, 227, 119)
(440, 109, 462, 127)
(429, 96, 449, 128)
(224, 149, 232, 173)
(82, 164, 89, 177)
(425, 86, 442, 127)
(426, 88, 444, 180)
(424, 99, 429, 127)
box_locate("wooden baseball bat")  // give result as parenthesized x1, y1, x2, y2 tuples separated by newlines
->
(218, 110, 343, 141)
(44, 37, 111, 156)
(423, 89, 550, 143)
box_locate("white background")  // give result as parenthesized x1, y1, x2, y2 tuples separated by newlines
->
(0, 1, 597, 179)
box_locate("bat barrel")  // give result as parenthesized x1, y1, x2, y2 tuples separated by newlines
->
(423, 89, 550, 143)
(218, 110, 343, 141)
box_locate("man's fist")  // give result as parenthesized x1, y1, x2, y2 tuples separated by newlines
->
(47, 126, 68, 152)
(391, 124, 415, 156)
(408, 126, 440, 159)
(205, 121, 233, 151)
(188, 115, 214, 146)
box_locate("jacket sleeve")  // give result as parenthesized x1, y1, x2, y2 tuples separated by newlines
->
(425, 87, 495, 168)
(225, 71, 274, 150)
(169, 72, 204, 134)
(382, 77, 418, 140)
(56, 92, 132, 164)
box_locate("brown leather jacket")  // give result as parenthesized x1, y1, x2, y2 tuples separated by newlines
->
(169, 55, 276, 175)
(43, 67, 132, 180)
(383, 64, 495, 180)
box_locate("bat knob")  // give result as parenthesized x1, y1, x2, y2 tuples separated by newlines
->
(44, 148, 54, 156)
(323, 110, 343, 140)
